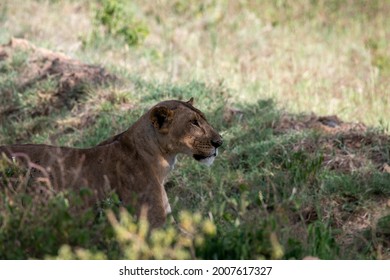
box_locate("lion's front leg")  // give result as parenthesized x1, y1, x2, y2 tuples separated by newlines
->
(121, 186, 167, 228)
(146, 187, 168, 228)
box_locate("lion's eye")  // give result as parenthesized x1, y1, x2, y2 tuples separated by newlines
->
(191, 119, 200, 127)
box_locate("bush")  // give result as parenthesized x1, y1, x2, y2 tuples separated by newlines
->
(92, 0, 149, 47)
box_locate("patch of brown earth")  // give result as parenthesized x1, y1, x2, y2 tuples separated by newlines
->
(274, 112, 390, 258)
(274, 113, 390, 173)
(323, 196, 390, 259)
(275, 113, 367, 134)
(0, 38, 116, 115)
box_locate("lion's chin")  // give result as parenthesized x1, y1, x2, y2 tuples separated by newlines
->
(199, 156, 216, 166)
(193, 150, 218, 167)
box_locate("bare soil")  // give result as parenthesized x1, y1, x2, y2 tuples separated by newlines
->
(275, 113, 390, 258)
(0, 38, 116, 112)
(275, 113, 390, 173)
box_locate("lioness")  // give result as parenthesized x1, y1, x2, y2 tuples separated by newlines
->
(0, 98, 222, 227)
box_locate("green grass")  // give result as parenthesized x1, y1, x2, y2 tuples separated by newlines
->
(1, 0, 390, 260)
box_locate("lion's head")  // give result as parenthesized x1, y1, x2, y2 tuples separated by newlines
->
(149, 98, 223, 166)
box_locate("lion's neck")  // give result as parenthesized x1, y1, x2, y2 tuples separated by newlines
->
(156, 154, 177, 181)
(119, 118, 178, 184)
(139, 149, 177, 185)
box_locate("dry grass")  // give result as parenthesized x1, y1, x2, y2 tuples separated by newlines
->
(1, 0, 92, 52)
(2, 0, 389, 129)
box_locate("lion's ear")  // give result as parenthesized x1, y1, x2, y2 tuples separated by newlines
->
(186, 97, 194, 106)
(150, 106, 174, 134)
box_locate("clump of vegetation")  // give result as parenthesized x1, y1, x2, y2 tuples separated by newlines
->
(90, 0, 149, 47)
(50, 209, 217, 260)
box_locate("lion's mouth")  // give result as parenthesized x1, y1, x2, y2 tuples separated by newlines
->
(193, 151, 217, 161)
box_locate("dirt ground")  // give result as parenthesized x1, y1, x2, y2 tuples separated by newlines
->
(274, 113, 390, 257)
(0, 38, 116, 112)
(275, 113, 390, 174)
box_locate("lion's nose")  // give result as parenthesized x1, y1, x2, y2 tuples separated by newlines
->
(211, 138, 223, 148)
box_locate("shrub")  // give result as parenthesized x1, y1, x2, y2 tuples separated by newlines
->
(92, 0, 149, 47)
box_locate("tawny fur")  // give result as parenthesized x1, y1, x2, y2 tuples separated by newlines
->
(0, 99, 222, 227)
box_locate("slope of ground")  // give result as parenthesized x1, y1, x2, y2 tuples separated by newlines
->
(0, 38, 115, 118)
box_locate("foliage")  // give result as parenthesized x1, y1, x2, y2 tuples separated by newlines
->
(91, 0, 149, 47)
(47, 209, 217, 260)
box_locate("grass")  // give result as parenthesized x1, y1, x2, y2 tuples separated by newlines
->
(2, 0, 390, 127)
(0, 0, 390, 259)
